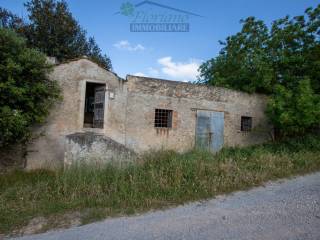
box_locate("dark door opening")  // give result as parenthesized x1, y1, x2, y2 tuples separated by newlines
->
(84, 82, 106, 128)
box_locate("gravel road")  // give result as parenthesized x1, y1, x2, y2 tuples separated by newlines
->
(11, 172, 320, 240)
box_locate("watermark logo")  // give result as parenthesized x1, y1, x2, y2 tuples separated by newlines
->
(120, 2, 135, 16)
(116, 0, 203, 32)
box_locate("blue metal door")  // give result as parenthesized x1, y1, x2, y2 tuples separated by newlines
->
(196, 110, 224, 152)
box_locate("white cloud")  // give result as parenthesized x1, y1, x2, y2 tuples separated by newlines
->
(133, 72, 147, 77)
(157, 56, 201, 82)
(131, 57, 201, 82)
(113, 40, 145, 51)
(131, 68, 159, 78)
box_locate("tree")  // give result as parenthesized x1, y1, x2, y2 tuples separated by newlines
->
(0, 7, 25, 30)
(0, 7, 29, 38)
(199, 5, 320, 137)
(24, 0, 112, 70)
(86, 37, 112, 71)
(199, 17, 275, 94)
(0, 1, 112, 71)
(25, 0, 86, 60)
(0, 28, 60, 147)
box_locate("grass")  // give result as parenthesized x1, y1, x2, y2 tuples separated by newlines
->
(1, 134, 320, 235)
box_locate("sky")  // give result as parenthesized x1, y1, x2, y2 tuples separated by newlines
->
(1, 0, 319, 82)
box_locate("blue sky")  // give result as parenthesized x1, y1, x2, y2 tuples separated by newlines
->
(1, 0, 319, 81)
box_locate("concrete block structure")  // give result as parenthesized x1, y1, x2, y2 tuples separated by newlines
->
(18, 58, 271, 169)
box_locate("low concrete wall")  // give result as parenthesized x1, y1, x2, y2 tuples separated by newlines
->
(64, 132, 136, 167)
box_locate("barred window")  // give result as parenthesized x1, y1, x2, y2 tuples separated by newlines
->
(154, 109, 173, 128)
(241, 116, 252, 131)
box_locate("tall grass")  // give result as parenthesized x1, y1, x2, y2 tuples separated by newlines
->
(1, 134, 320, 234)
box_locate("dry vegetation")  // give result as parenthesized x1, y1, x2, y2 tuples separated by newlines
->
(1, 134, 320, 235)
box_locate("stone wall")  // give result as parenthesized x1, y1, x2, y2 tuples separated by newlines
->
(124, 76, 271, 152)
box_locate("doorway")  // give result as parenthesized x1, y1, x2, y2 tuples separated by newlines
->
(195, 110, 224, 152)
(83, 82, 106, 128)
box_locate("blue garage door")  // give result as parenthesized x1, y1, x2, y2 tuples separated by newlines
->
(196, 110, 224, 152)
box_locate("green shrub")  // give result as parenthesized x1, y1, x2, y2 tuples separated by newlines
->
(0, 28, 60, 147)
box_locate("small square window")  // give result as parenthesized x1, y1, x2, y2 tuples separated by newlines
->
(154, 109, 173, 128)
(241, 116, 252, 132)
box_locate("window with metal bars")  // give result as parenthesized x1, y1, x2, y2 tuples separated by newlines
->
(154, 109, 173, 128)
(241, 116, 252, 132)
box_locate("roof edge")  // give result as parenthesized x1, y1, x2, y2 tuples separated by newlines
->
(126, 75, 268, 98)
(55, 57, 125, 81)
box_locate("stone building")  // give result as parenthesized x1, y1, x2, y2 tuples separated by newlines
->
(12, 58, 271, 169)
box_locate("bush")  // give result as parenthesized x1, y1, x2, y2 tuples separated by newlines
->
(0, 28, 60, 147)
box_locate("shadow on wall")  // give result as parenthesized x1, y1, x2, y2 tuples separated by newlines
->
(64, 132, 136, 167)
